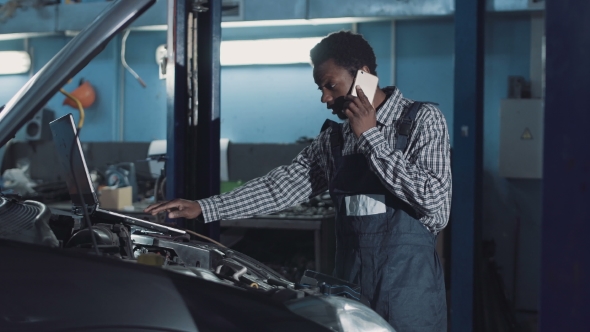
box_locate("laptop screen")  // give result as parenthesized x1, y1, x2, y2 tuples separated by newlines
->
(50, 114, 97, 207)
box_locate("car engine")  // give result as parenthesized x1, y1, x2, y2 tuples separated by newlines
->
(0, 194, 395, 332)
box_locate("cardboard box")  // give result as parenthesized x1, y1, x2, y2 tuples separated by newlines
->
(99, 186, 132, 211)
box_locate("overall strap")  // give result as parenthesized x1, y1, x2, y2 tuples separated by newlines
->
(395, 101, 423, 151)
(321, 119, 344, 167)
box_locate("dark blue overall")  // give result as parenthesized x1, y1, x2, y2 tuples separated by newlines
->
(323, 111, 447, 331)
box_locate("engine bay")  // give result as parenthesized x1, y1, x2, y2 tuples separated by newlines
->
(0, 194, 366, 306)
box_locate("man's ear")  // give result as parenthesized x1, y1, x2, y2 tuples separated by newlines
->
(361, 65, 371, 74)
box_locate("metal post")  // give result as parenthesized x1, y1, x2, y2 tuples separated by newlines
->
(541, 1, 590, 330)
(166, 0, 189, 228)
(450, 0, 485, 330)
(189, 0, 221, 240)
(166, 0, 221, 241)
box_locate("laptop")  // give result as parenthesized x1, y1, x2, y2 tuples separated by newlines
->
(49, 113, 184, 235)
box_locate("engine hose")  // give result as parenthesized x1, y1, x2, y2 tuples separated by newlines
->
(233, 267, 248, 281)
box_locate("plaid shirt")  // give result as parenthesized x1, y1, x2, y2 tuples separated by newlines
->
(198, 87, 452, 233)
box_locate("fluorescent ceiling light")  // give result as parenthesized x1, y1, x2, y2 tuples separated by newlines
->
(221, 17, 388, 28)
(131, 17, 388, 31)
(220, 37, 322, 66)
(134, 17, 393, 30)
(0, 51, 31, 75)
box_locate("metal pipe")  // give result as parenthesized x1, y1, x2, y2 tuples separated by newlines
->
(233, 266, 247, 281)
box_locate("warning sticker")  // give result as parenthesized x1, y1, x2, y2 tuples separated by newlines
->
(521, 128, 533, 140)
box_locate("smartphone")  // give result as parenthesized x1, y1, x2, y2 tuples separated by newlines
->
(350, 70, 379, 104)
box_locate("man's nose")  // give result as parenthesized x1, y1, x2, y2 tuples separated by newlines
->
(321, 93, 332, 104)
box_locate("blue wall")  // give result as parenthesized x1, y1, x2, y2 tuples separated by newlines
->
(0, 21, 406, 144)
(359, 21, 394, 93)
(483, 15, 540, 314)
(221, 64, 330, 142)
(221, 21, 395, 143)
(1, 35, 119, 142)
(396, 18, 455, 145)
(120, 31, 167, 142)
(0, 32, 168, 143)
(396, 16, 539, 315)
(396, 16, 538, 316)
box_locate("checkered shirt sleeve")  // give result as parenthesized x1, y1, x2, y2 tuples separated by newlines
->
(197, 134, 330, 222)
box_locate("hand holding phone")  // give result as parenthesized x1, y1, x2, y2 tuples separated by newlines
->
(345, 70, 380, 137)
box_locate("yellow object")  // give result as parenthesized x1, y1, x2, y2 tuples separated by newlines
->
(521, 127, 533, 140)
(63, 80, 96, 109)
(59, 88, 85, 129)
(137, 253, 166, 266)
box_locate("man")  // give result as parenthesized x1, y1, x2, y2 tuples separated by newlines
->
(145, 31, 451, 331)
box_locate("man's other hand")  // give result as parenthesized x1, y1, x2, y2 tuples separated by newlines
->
(144, 199, 202, 219)
(345, 85, 377, 137)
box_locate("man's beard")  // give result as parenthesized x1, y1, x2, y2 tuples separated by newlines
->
(329, 96, 348, 120)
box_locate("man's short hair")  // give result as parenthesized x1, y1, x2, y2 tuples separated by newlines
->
(310, 31, 377, 77)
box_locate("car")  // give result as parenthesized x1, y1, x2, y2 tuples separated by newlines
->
(0, 1, 395, 331)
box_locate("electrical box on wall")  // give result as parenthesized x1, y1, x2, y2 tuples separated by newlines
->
(499, 99, 544, 179)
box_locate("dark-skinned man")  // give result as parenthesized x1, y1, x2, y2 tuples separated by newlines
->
(145, 31, 451, 331)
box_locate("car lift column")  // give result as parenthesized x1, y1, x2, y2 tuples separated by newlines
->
(450, 0, 485, 330)
(541, 1, 590, 330)
(166, 0, 221, 240)
(193, 0, 221, 240)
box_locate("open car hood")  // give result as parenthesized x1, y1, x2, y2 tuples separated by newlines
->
(0, 0, 155, 147)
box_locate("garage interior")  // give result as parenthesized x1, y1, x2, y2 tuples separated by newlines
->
(0, 0, 587, 331)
